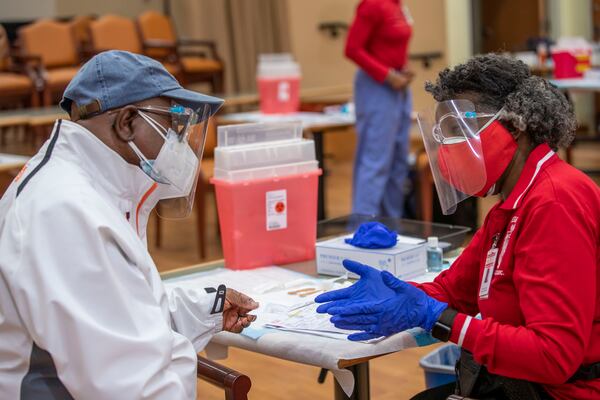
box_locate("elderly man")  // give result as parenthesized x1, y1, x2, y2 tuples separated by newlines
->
(0, 50, 258, 399)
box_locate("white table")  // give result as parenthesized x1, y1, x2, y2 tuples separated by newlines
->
(550, 78, 600, 92)
(549, 78, 600, 176)
(0, 153, 29, 173)
(162, 259, 442, 400)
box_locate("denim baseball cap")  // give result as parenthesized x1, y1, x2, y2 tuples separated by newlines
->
(60, 50, 224, 119)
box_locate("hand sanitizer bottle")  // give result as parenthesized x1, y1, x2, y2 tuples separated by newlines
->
(427, 236, 443, 272)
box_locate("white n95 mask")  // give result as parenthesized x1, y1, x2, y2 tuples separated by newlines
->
(129, 110, 198, 198)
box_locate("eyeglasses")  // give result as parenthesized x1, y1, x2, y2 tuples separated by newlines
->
(432, 111, 497, 144)
(136, 104, 200, 137)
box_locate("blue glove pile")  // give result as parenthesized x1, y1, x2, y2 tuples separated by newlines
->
(315, 259, 448, 341)
(344, 221, 398, 249)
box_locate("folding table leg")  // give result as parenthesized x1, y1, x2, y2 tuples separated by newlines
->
(334, 362, 370, 400)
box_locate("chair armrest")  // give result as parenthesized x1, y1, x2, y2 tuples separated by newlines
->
(142, 40, 179, 63)
(78, 44, 97, 63)
(178, 50, 209, 59)
(11, 53, 42, 67)
(197, 356, 251, 400)
(178, 38, 217, 48)
(10, 53, 45, 90)
(177, 39, 221, 61)
(143, 39, 177, 50)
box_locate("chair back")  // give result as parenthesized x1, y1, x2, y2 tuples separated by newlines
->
(19, 19, 78, 68)
(137, 11, 176, 59)
(89, 15, 142, 54)
(69, 15, 94, 52)
(0, 24, 10, 71)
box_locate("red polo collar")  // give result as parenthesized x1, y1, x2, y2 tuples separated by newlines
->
(499, 143, 558, 210)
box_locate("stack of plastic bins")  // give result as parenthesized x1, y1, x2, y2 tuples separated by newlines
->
(211, 122, 322, 269)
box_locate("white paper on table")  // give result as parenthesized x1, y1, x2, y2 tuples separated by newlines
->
(165, 267, 352, 339)
(263, 302, 372, 341)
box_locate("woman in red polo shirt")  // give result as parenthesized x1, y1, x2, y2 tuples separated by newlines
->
(316, 54, 600, 399)
(346, 0, 414, 218)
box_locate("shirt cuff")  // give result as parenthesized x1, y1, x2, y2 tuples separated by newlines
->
(372, 66, 390, 83)
(450, 312, 482, 351)
(191, 312, 223, 353)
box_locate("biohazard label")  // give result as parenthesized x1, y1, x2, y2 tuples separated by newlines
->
(266, 189, 287, 231)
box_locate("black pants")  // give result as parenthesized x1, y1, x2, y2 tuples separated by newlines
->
(409, 382, 555, 400)
(410, 382, 456, 400)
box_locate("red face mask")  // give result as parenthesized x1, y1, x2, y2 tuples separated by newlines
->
(437, 120, 517, 196)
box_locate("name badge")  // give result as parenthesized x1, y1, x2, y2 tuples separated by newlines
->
(479, 247, 498, 299)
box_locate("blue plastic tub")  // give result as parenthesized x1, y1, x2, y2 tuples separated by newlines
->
(419, 344, 461, 389)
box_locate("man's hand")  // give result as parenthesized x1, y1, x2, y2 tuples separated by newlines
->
(223, 289, 259, 333)
(386, 69, 414, 91)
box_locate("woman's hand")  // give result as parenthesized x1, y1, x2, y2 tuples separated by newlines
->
(321, 269, 448, 341)
(386, 69, 414, 91)
(314, 259, 396, 314)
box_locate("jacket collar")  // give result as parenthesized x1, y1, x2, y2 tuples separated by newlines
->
(51, 120, 160, 234)
(499, 143, 557, 210)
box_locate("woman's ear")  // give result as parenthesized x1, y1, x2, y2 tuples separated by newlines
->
(113, 105, 139, 142)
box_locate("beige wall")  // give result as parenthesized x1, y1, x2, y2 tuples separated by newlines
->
(285, 0, 358, 90)
(405, 0, 447, 112)
(2, 0, 57, 21)
(285, 0, 447, 112)
(549, 0, 593, 39)
(444, 0, 473, 66)
(54, 0, 162, 18)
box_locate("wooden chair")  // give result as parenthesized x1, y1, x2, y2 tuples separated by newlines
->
(17, 19, 80, 106)
(68, 15, 95, 62)
(0, 24, 39, 109)
(197, 356, 251, 400)
(88, 14, 182, 80)
(137, 10, 224, 93)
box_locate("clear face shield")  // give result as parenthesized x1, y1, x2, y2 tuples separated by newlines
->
(129, 103, 211, 219)
(417, 99, 499, 215)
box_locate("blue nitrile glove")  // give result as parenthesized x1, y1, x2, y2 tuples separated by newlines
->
(328, 271, 448, 341)
(314, 259, 396, 314)
(344, 221, 398, 249)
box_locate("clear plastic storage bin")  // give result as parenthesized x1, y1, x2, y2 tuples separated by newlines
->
(419, 344, 460, 389)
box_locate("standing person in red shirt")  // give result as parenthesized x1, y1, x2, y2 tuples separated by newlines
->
(346, 0, 414, 218)
(316, 54, 600, 399)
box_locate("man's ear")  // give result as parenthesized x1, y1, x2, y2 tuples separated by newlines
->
(113, 105, 139, 142)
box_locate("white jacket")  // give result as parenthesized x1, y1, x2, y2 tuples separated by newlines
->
(0, 120, 223, 399)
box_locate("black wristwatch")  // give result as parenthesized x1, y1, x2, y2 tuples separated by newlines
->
(431, 308, 458, 342)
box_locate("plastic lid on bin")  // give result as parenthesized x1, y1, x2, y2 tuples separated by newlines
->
(214, 139, 316, 171)
(257, 53, 301, 78)
(217, 122, 303, 147)
(259, 53, 294, 63)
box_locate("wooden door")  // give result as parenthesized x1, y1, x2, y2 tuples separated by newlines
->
(480, 0, 543, 52)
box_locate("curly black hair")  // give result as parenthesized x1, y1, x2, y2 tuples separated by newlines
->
(425, 54, 577, 150)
